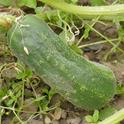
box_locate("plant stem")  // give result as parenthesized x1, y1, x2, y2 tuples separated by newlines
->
(98, 108, 124, 124)
(78, 38, 119, 48)
(87, 24, 124, 54)
(41, 0, 124, 21)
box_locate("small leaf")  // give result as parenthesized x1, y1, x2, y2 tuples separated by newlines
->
(16, 69, 32, 79)
(35, 7, 44, 14)
(48, 89, 55, 100)
(91, 0, 105, 6)
(93, 110, 99, 122)
(82, 25, 91, 39)
(6, 99, 14, 107)
(118, 24, 124, 41)
(59, 27, 75, 44)
(42, 88, 49, 95)
(18, 0, 37, 8)
(70, 44, 83, 55)
(0, 0, 12, 6)
(0, 87, 8, 99)
(116, 84, 124, 95)
(85, 115, 93, 123)
(65, 0, 78, 4)
(34, 96, 46, 102)
(70, 0, 78, 4)
(25, 69, 33, 78)
(16, 71, 26, 79)
(99, 107, 117, 120)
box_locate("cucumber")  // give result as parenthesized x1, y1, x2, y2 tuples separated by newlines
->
(7, 15, 116, 110)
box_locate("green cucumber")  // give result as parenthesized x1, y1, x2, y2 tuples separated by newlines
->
(7, 15, 116, 110)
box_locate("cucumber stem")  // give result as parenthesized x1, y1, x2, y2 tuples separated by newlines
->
(41, 0, 124, 20)
(98, 108, 124, 124)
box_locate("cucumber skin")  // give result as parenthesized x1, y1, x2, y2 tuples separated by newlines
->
(7, 15, 116, 110)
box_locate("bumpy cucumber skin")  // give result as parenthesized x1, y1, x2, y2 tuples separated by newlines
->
(7, 15, 116, 110)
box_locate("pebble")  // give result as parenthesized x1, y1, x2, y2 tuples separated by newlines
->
(60, 119, 68, 124)
(54, 108, 62, 120)
(1, 67, 17, 79)
(67, 117, 81, 124)
(28, 119, 43, 124)
(61, 110, 67, 119)
(52, 120, 59, 124)
(45, 116, 51, 124)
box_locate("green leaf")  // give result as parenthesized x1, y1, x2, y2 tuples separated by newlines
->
(6, 99, 14, 107)
(116, 84, 124, 95)
(118, 23, 124, 41)
(85, 110, 99, 123)
(0, 0, 37, 8)
(16, 71, 26, 79)
(18, 0, 37, 8)
(85, 115, 93, 123)
(118, 0, 124, 4)
(99, 106, 117, 120)
(82, 25, 91, 39)
(16, 69, 32, 79)
(34, 96, 46, 102)
(65, 0, 78, 4)
(0, 0, 12, 6)
(0, 87, 8, 99)
(35, 7, 44, 14)
(70, 0, 78, 4)
(93, 110, 99, 122)
(70, 44, 83, 55)
(90, 0, 105, 6)
(25, 69, 33, 78)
